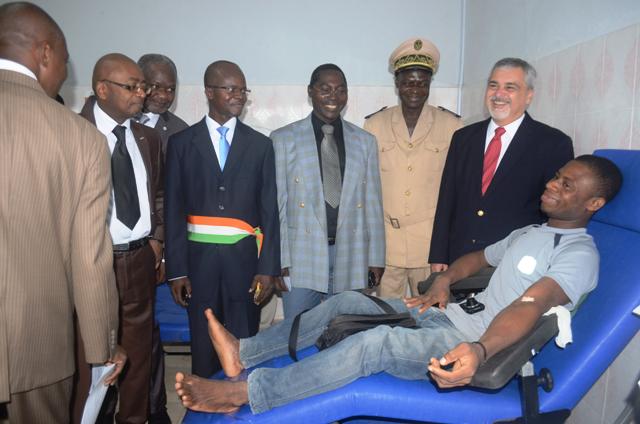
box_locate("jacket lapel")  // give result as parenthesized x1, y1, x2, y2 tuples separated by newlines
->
(298, 116, 326, 229)
(337, 121, 358, 229)
(488, 113, 533, 192)
(191, 118, 222, 178)
(130, 122, 153, 205)
(222, 120, 251, 176)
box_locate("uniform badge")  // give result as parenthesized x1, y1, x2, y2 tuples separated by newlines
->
(414, 39, 423, 51)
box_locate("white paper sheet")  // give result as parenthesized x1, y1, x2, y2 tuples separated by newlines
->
(81, 363, 115, 424)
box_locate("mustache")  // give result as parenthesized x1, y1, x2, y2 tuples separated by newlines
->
(490, 95, 511, 104)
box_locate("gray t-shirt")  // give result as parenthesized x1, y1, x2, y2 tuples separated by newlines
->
(444, 224, 599, 341)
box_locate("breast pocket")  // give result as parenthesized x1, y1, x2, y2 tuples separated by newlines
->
(378, 143, 396, 172)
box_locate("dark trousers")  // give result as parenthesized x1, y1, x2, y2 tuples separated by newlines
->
(149, 320, 168, 418)
(72, 244, 156, 424)
(188, 238, 261, 377)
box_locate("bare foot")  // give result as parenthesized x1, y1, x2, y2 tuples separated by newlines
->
(175, 372, 247, 413)
(205, 308, 244, 377)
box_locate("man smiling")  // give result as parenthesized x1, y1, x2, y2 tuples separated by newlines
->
(174, 154, 622, 415)
(270, 64, 385, 318)
(429, 58, 574, 270)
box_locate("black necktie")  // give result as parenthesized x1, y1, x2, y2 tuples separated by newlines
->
(111, 125, 140, 229)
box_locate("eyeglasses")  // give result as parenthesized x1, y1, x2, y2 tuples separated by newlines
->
(205, 85, 251, 95)
(312, 85, 348, 97)
(149, 83, 176, 94)
(101, 79, 151, 95)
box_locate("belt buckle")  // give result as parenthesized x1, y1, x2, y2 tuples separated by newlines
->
(390, 218, 400, 229)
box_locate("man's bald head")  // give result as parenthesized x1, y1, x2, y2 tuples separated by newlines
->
(92, 53, 147, 124)
(92, 53, 140, 92)
(203, 60, 243, 86)
(0, 2, 68, 97)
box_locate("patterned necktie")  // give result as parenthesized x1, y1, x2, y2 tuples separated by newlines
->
(481, 126, 505, 195)
(217, 126, 230, 169)
(321, 124, 342, 208)
(111, 125, 141, 229)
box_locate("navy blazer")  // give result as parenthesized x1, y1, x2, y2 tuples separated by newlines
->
(429, 113, 574, 264)
(164, 118, 280, 279)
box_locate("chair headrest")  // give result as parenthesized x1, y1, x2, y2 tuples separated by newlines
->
(591, 149, 640, 233)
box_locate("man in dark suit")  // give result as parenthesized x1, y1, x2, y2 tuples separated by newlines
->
(137, 54, 189, 157)
(165, 61, 280, 378)
(429, 58, 574, 270)
(76, 53, 164, 424)
(136, 52, 188, 424)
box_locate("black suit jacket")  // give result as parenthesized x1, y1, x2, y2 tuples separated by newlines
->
(429, 113, 574, 264)
(152, 111, 189, 158)
(80, 96, 164, 241)
(164, 118, 280, 279)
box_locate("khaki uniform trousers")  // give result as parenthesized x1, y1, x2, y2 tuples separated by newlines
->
(378, 265, 430, 298)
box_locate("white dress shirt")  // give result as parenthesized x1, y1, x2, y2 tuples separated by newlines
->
(141, 111, 160, 128)
(94, 102, 151, 244)
(0, 58, 37, 80)
(485, 113, 526, 168)
(205, 115, 237, 164)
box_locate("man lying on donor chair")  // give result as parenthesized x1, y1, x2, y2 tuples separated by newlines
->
(175, 154, 622, 415)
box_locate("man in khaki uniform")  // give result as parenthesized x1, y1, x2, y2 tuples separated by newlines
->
(364, 37, 461, 298)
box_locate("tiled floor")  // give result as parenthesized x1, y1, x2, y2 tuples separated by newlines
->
(164, 347, 192, 423)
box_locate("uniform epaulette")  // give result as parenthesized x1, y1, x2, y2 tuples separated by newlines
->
(364, 106, 388, 120)
(437, 106, 461, 118)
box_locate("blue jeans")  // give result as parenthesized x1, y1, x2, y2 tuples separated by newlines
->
(240, 291, 466, 414)
(282, 244, 337, 318)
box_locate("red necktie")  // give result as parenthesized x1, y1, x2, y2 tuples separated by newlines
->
(482, 126, 505, 195)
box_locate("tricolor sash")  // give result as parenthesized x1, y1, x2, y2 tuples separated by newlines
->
(187, 215, 263, 256)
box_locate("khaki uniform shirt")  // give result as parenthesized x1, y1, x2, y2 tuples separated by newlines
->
(364, 104, 461, 268)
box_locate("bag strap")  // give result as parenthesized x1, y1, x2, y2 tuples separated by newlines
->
(287, 292, 396, 361)
(288, 308, 309, 362)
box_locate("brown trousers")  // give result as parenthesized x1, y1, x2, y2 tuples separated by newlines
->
(72, 243, 156, 424)
(6, 376, 73, 424)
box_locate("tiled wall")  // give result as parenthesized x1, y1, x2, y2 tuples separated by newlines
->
(462, 23, 640, 424)
(462, 23, 640, 155)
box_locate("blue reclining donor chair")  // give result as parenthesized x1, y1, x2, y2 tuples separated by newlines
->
(184, 149, 640, 424)
(155, 282, 190, 344)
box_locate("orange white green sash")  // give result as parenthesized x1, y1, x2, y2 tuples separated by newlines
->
(187, 215, 263, 256)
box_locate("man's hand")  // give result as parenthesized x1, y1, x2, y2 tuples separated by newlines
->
(103, 345, 127, 386)
(170, 277, 192, 307)
(274, 268, 290, 293)
(428, 342, 483, 389)
(149, 239, 163, 269)
(249, 274, 275, 305)
(430, 263, 449, 272)
(368, 267, 384, 287)
(403, 274, 451, 313)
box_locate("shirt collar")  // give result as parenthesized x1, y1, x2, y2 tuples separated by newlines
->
(488, 113, 526, 138)
(94, 102, 131, 137)
(0, 58, 37, 81)
(205, 115, 237, 134)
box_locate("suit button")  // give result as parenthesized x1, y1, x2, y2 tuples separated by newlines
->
(357, 203, 362, 208)
(407, 165, 413, 172)
(477, 210, 484, 216)
(218, 204, 225, 210)
(434, 147, 440, 153)
(299, 202, 305, 208)
(218, 186, 225, 191)
(408, 143, 414, 149)
(405, 190, 411, 196)
(162, 126, 167, 131)
(295, 177, 300, 183)
(472, 239, 476, 244)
